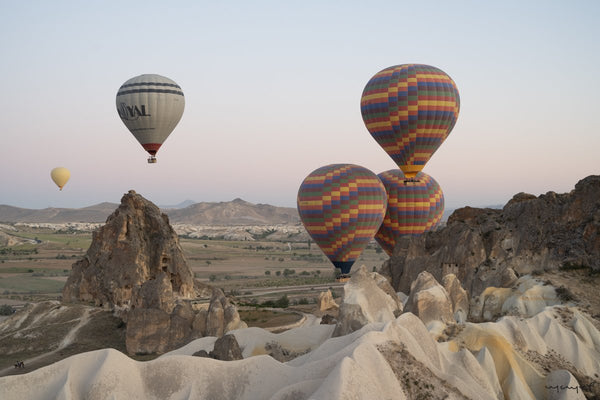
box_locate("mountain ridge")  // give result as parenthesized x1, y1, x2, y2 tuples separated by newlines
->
(0, 198, 300, 225)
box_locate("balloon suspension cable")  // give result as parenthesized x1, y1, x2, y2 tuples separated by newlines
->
(147, 156, 157, 164)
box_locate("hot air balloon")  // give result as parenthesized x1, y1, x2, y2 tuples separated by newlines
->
(116, 74, 185, 163)
(360, 64, 460, 178)
(50, 167, 70, 191)
(375, 170, 444, 256)
(297, 164, 387, 278)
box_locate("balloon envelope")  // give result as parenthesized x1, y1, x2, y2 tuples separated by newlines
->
(116, 74, 185, 160)
(50, 167, 70, 191)
(297, 164, 387, 274)
(360, 64, 460, 178)
(375, 170, 444, 256)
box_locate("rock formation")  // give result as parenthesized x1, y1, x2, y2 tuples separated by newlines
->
(5, 300, 599, 400)
(208, 334, 243, 361)
(386, 175, 600, 297)
(62, 190, 195, 308)
(442, 273, 469, 323)
(404, 271, 454, 327)
(333, 265, 402, 336)
(62, 190, 245, 355)
(3, 251, 600, 399)
(317, 290, 338, 312)
(470, 275, 561, 322)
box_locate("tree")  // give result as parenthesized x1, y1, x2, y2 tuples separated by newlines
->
(274, 294, 289, 308)
(209, 274, 217, 282)
(264, 270, 271, 275)
(0, 304, 14, 315)
(276, 270, 281, 276)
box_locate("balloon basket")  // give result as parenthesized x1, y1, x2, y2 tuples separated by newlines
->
(147, 156, 157, 164)
(336, 275, 350, 283)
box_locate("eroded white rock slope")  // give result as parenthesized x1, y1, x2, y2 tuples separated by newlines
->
(1, 271, 599, 400)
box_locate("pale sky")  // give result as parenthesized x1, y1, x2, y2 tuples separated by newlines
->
(1, 1, 599, 210)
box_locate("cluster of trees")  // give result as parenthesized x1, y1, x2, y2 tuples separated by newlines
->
(259, 294, 289, 308)
(264, 269, 321, 277)
(0, 248, 38, 255)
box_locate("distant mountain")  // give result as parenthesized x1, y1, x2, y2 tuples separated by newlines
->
(0, 199, 300, 225)
(159, 200, 197, 209)
(0, 199, 503, 225)
(0, 202, 119, 223)
(166, 198, 300, 225)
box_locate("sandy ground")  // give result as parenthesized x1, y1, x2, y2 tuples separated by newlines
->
(0, 307, 93, 376)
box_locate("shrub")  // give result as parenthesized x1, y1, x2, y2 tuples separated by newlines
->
(274, 294, 289, 308)
(555, 286, 577, 302)
(0, 304, 15, 315)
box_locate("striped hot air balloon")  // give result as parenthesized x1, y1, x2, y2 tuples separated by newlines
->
(375, 170, 444, 256)
(116, 74, 185, 163)
(360, 64, 460, 178)
(297, 164, 387, 276)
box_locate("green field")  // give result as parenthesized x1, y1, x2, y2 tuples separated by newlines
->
(0, 275, 66, 294)
(0, 224, 388, 303)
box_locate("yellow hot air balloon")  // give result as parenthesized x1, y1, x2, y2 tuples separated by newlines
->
(51, 167, 70, 191)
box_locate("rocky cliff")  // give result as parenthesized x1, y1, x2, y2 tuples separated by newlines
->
(62, 190, 195, 308)
(62, 190, 245, 355)
(385, 175, 600, 297)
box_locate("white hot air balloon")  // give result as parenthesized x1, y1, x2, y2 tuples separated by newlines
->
(116, 74, 185, 163)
